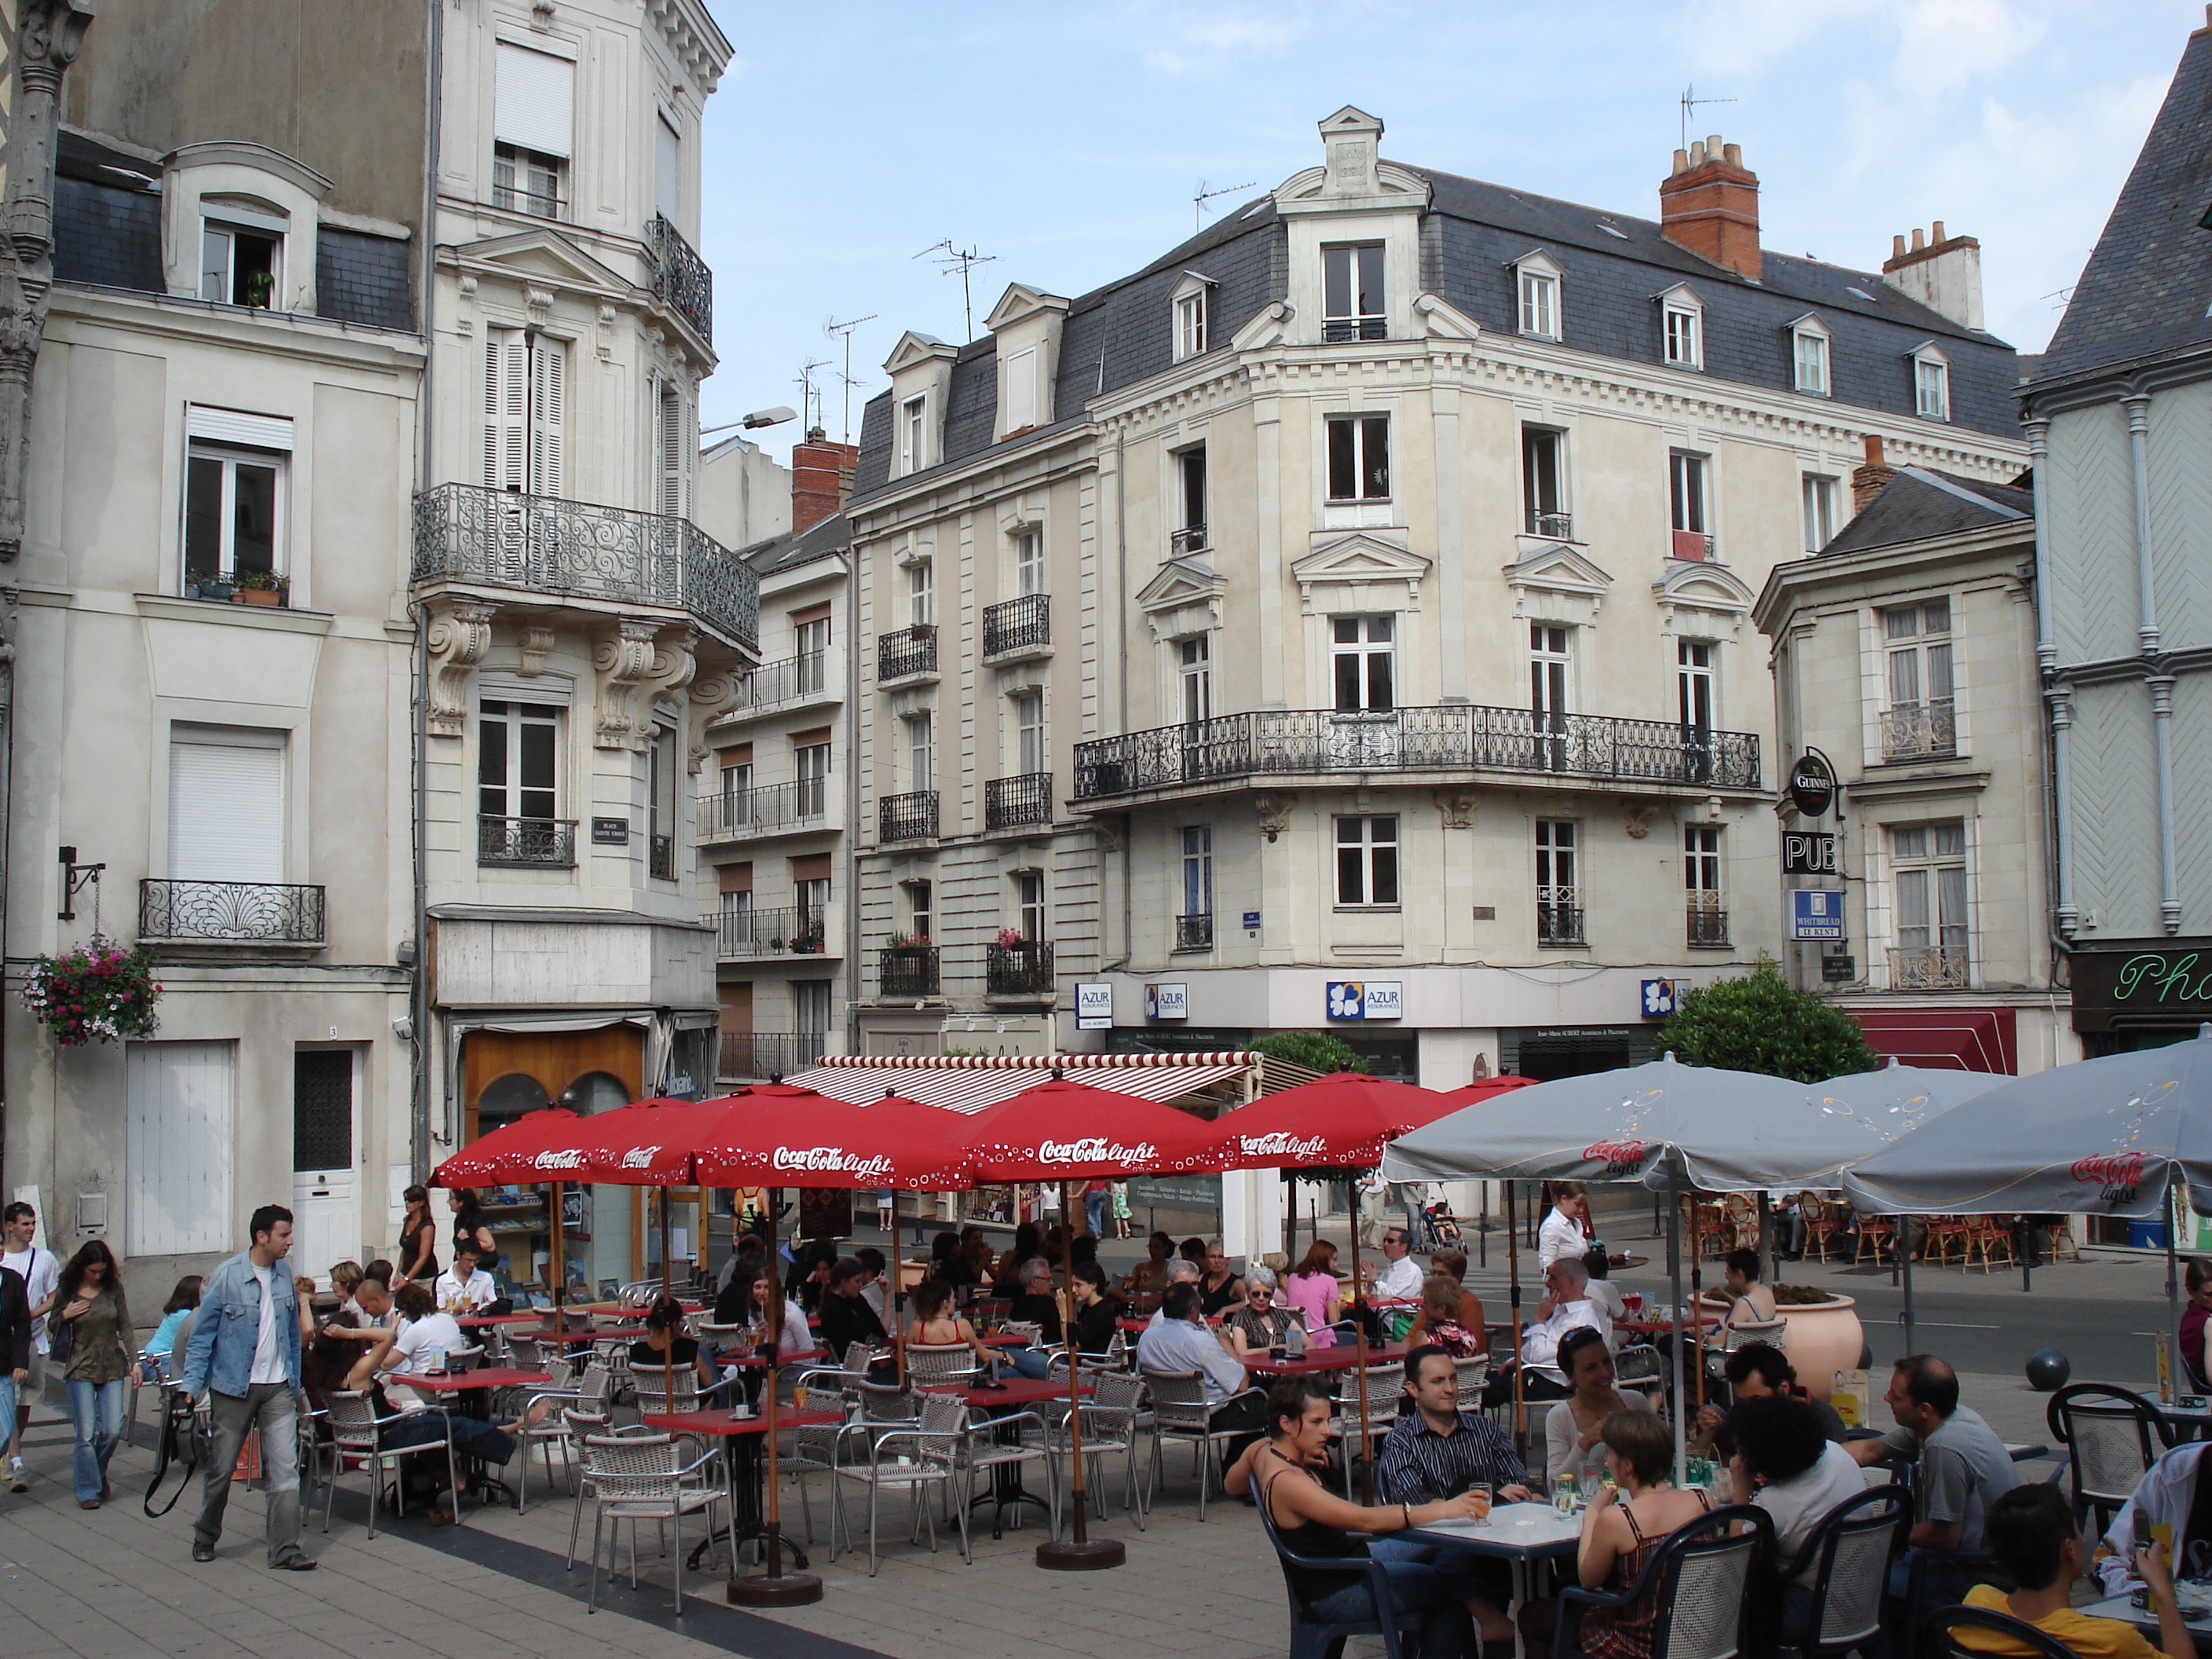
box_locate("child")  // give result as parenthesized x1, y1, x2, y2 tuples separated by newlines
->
(1961, 1485, 2193, 1659)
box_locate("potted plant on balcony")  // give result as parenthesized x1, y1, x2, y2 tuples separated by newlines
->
(232, 569, 287, 607)
(23, 935, 162, 1046)
(193, 573, 234, 602)
(790, 917, 826, 954)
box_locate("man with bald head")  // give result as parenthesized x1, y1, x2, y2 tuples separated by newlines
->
(1850, 1353, 2019, 1602)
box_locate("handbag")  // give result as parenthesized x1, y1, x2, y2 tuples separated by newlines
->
(47, 1311, 72, 1366)
(144, 1387, 210, 1517)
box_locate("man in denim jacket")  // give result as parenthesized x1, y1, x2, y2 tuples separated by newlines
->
(178, 1205, 314, 1569)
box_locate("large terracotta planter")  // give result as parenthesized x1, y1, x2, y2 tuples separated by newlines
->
(1773, 1295, 1863, 1399)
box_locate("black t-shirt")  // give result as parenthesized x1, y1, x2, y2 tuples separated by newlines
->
(1010, 1291, 1063, 1346)
(1070, 1298, 1119, 1354)
(629, 1335, 700, 1372)
(1198, 1273, 1242, 1318)
(819, 1293, 887, 1357)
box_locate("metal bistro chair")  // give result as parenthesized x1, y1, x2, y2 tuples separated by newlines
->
(904, 1341, 983, 1390)
(578, 1431, 731, 1614)
(2046, 1382, 2174, 1535)
(1144, 1368, 1262, 1522)
(1613, 1342, 1663, 1394)
(320, 1390, 462, 1541)
(1921, 1605, 2076, 1659)
(512, 1357, 615, 1514)
(1552, 1504, 1772, 1659)
(828, 1390, 968, 1576)
(1047, 1364, 1149, 1528)
(1784, 1484, 1910, 1659)
(1332, 1360, 1406, 1488)
(1256, 1481, 1429, 1659)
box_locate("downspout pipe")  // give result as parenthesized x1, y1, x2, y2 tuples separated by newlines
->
(409, 0, 443, 1181)
(2023, 416, 2077, 947)
(845, 548, 861, 1057)
(2122, 393, 2182, 934)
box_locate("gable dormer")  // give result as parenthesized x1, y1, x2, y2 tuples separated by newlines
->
(1503, 544, 1614, 627)
(883, 331, 959, 478)
(985, 284, 1070, 441)
(1273, 107, 1431, 350)
(162, 141, 331, 315)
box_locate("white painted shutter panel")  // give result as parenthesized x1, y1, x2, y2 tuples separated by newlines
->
(127, 1041, 235, 1257)
(530, 337, 565, 497)
(496, 42, 574, 158)
(1004, 347, 1036, 430)
(657, 381, 683, 518)
(656, 115, 680, 220)
(169, 736, 284, 883)
(484, 330, 526, 491)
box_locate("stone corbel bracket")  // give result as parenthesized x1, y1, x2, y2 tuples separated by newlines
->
(591, 618, 663, 749)
(631, 627, 698, 752)
(424, 598, 496, 735)
(687, 663, 743, 771)
(1253, 791, 1297, 842)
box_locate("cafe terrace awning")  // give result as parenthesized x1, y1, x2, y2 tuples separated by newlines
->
(1849, 1007, 2016, 1074)
(787, 1053, 1262, 1115)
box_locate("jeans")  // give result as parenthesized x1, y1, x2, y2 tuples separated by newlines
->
(1309, 1555, 1476, 1657)
(67, 1377, 124, 1502)
(1372, 1535, 1513, 1606)
(196, 1382, 306, 1566)
(1009, 1346, 1054, 1380)
(1085, 1188, 1108, 1234)
(383, 1409, 516, 1467)
(0, 1373, 15, 1448)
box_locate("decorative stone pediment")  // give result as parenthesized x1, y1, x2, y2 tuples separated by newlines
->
(1413, 293, 1481, 341)
(1137, 557, 1226, 639)
(1651, 558, 1754, 637)
(1290, 533, 1430, 615)
(1503, 544, 1613, 625)
(984, 283, 1070, 333)
(452, 227, 626, 296)
(1275, 106, 1431, 216)
(883, 330, 959, 375)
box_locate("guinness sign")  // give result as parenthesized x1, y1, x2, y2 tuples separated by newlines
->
(1789, 752, 1837, 819)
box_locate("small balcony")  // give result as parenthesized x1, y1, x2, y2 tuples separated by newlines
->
(987, 939, 1055, 997)
(877, 624, 937, 681)
(706, 904, 833, 960)
(1669, 529, 1716, 562)
(1171, 525, 1209, 557)
(985, 771, 1054, 833)
(478, 815, 578, 869)
(701, 778, 833, 841)
(880, 943, 940, 998)
(732, 650, 832, 718)
(1538, 891, 1585, 947)
(1686, 899, 1729, 948)
(1175, 913, 1214, 952)
(412, 482, 758, 651)
(982, 593, 1050, 658)
(1889, 947, 1969, 990)
(1322, 315, 1387, 343)
(645, 214, 713, 345)
(1525, 507, 1573, 540)
(879, 790, 939, 843)
(139, 879, 326, 945)
(1881, 700, 1957, 762)
(719, 1029, 827, 1083)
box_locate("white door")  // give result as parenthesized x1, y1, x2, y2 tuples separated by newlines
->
(291, 1049, 358, 1280)
(127, 1041, 235, 1257)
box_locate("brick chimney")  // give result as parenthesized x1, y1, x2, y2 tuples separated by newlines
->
(1659, 136, 1762, 280)
(789, 427, 856, 534)
(1851, 434, 1898, 514)
(1881, 221, 1984, 331)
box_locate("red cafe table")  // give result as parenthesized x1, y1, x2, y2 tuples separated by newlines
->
(1245, 1341, 1409, 1377)
(643, 1408, 844, 1570)
(390, 1368, 552, 1510)
(917, 1376, 1092, 1539)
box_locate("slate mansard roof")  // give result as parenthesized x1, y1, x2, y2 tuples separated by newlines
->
(1816, 467, 2034, 559)
(2033, 25, 2212, 386)
(854, 155, 2018, 501)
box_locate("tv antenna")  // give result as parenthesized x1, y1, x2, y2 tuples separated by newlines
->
(793, 357, 830, 432)
(1193, 178, 1258, 231)
(1679, 84, 1738, 151)
(914, 240, 997, 342)
(824, 313, 877, 445)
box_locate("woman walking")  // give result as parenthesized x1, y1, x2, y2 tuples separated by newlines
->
(50, 1240, 133, 1508)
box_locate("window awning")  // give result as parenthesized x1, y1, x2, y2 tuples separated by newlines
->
(1849, 1008, 2016, 1075)
(786, 1053, 1259, 1116)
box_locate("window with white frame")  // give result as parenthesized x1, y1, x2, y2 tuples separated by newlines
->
(494, 41, 572, 218)
(797, 873, 831, 932)
(1013, 528, 1045, 596)
(1331, 615, 1395, 712)
(1881, 599, 1955, 759)
(1792, 321, 1831, 395)
(1335, 815, 1399, 907)
(1530, 624, 1573, 722)
(1536, 820, 1581, 943)
(1013, 690, 1046, 775)
(1002, 346, 1038, 431)
(795, 738, 830, 816)
(1174, 288, 1207, 360)
(1914, 349, 1950, 421)
(1801, 474, 1840, 553)
(1178, 634, 1213, 725)
(903, 879, 932, 942)
(1322, 243, 1386, 342)
(901, 395, 928, 472)
(794, 614, 830, 694)
(1326, 414, 1390, 501)
(718, 756, 752, 826)
(1174, 445, 1208, 549)
(1677, 639, 1715, 732)
(646, 726, 678, 879)
(1663, 295, 1703, 368)
(1181, 826, 1214, 921)
(1669, 451, 1710, 553)
(1015, 870, 1047, 942)
(1518, 266, 1559, 339)
(906, 559, 933, 626)
(1522, 426, 1568, 537)
(185, 441, 284, 590)
(904, 712, 934, 792)
(493, 145, 565, 219)
(200, 206, 284, 309)
(1890, 821, 1968, 985)
(479, 701, 560, 824)
(793, 980, 833, 1035)
(1685, 823, 1725, 943)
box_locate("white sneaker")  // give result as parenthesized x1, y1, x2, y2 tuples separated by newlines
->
(6, 1458, 25, 1493)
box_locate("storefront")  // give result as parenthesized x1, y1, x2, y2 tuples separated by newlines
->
(1500, 1026, 1657, 1080)
(2067, 941, 2212, 1057)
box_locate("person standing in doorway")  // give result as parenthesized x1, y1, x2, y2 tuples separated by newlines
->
(178, 1205, 316, 1570)
(2, 1201, 57, 1492)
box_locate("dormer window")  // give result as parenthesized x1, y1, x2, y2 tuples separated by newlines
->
(1912, 345, 1950, 422)
(1790, 315, 1832, 396)
(1660, 286, 1705, 369)
(1322, 244, 1385, 342)
(1514, 251, 1563, 341)
(902, 394, 928, 473)
(200, 205, 284, 309)
(1170, 271, 1212, 364)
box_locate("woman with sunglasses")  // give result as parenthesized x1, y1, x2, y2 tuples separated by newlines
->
(51, 1240, 134, 1508)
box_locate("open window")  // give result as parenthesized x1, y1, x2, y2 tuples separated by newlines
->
(183, 407, 292, 595)
(1170, 271, 1212, 361)
(200, 203, 284, 309)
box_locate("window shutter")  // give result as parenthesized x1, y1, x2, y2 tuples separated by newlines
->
(719, 862, 753, 895)
(1003, 347, 1036, 430)
(187, 406, 294, 451)
(656, 114, 680, 220)
(529, 336, 565, 497)
(496, 42, 574, 158)
(484, 330, 526, 491)
(657, 381, 683, 517)
(169, 734, 284, 883)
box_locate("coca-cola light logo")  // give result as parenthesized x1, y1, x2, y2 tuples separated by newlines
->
(1584, 1139, 1650, 1177)
(2071, 1152, 2148, 1204)
(1236, 1132, 1330, 1159)
(1036, 1137, 1160, 1166)
(618, 1146, 660, 1170)
(529, 1150, 587, 1170)
(771, 1144, 895, 1180)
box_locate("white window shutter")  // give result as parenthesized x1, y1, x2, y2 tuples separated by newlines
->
(496, 42, 574, 158)
(657, 380, 684, 518)
(530, 337, 565, 497)
(169, 735, 284, 884)
(656, 115, 680, 221)
(1004, 347, 1036, 430)
(484, 331, 526, 491)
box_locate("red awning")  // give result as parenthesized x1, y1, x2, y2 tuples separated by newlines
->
(1849, 1008, 2017, 1074)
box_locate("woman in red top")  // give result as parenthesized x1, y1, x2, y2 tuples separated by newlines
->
(2183, 1258, 2212, 1393)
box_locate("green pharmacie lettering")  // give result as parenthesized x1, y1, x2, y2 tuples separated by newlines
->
(2113, 953, 2212, 1005)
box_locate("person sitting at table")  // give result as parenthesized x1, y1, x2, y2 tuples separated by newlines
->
(993, 1223, 1043, 1295)
(1369, 1225, 1424, 1306)
(852, 1247, 890, 1325)
(1003, 1258, 1068, 1380)
(2095, 1439, 2212, 1591)
(1283, 1240, 1345, 1349)
(1964, 1484, 2195, 1659)
(347, 1283, 516, 1515)
(1704, 1248, 1775, 1340)
(1138, 1281, 1265, 1456)
(1407, 1274, 1484, 1360)
(1069, 1232, 1100, 1272)
(712, 1251, 767, 1325)
(1581, 1245, 1627, 1324)
(630, 1297, 720, 1401)
(328, 1262, 365, 1320)
(361, 1258, 394, 1295)
(1845, 1353, 2020, 1606)
(1518, 1410, 1714, 1659)
(792, 1238, 838, 1316)
(1225, 1375, 1496, 1658)
(958, 1228, 996, 1290)
(1066, 1262, 1121, 1357)
(1221, 1265, 1301, 1357)
(1144, 1257, 1204, 1329)
(1197, 1240, 1246, 1317)
(1545, 1327, 1657, 1491)
(144, 1274, 203, 1381)
(1419, 1246, 1486, 1338)
(1538, 1182, 1591, 1270)
(1484, 1258, 1611, 1407)
(1725, 1394, 1867, 1647)
(747, 1267, 815, 1361)
(927, 1229, 968, 1288)
(432, 1245, 497, 1315)
(905, 1276, 998, 1373)
(2181, 1258, 2212, 1394)
(1178, 1236, 1207, 1268)
(1129, 1231, 1176, 1295)
(817, 1259, 888, 1361)
(1375, 1343, 1536, 1650)
(1691, 1342, 1844, 1453)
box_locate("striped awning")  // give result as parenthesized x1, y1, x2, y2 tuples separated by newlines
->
(786, 1053, 1258, 1116)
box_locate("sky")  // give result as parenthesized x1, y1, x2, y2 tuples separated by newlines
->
(695, 0, 2202, 463)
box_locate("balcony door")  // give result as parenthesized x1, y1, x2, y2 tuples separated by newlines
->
(485, 329, 567, 577)
(1330, 615, 1398, 767)
(1530, 624, 1573, 771)
(170, 727, 285, 885)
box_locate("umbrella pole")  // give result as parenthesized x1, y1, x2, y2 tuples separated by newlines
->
(659, 1188, 676, 1417)
(730, 1186, 821, 1605)
(1667, 1170, 1686, 1487)
(1688, 1188, 1705, 1418)
(550, 1181, 565, 1338)
(2170, 1182, 2184, 1401)
(1350, 1179, 1375, 1507)
(1505, 1181, 1524, 1450)
(1038, 1216, 1122, 1569)
(1900, 1233, 1916, 1357)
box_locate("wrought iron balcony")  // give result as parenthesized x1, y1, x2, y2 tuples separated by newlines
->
(649, 834, 675, 881)
(1889, 947, 1969, 990)
(877, 624, 936, 680)
(1525, 507, 1573, 540)
(645, 214, 713, 345)
(478, 815, 578, 869)
(983, 592, 1050, 657)
(1881, 700, 1957, 761)
(706, 904, 830, 959)
(139, 879, 326, 944)
(986, 772, 1053, 832)
(1171, 525, 1209, 556)
(737, 650, 830, 714)
(719, 1029, 827, 1082)
(1073, 705, 1760, 800)
(1175, 913, 1214, 952)
(879, 790, 939, 842)
(880, 943, 940, 998)
(702, 778, 833, 840)
(1669, 529, 1716, 562)
(1537, 892, 1585, 947)
(1322, 316, 1387, 342)
(412, 482, 758, 650)
(1686, 900, 1729, 948)
(987, 939, 1055, 996)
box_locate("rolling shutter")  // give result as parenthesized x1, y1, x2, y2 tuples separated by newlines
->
(127, 1041, 236, 1257)
(169, 733, 284, 883)
(496, 42, 574, 158)
(656, 114, 680, 220)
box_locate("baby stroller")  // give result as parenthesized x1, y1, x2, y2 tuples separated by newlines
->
(1420, 1198, 1463, 1247)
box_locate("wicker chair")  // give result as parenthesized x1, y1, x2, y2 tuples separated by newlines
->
(904, 1341, 982, 1390)
(577, 1431, 731, 1613)
(2047, 1382, 2173, 1535)
(1799, 1194, 1849, 1264)
(1143, 1367, 1262, 1522)
(1331, 1361, 1405, 1488)
(1452, 1355, 1490, 1413)
(319, 1390, 459, 1541)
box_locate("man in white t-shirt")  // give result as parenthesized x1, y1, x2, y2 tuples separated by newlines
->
(1369, 1225, 1424, 1303)
(2, 1201, 59, 1492)
(431, 1246, 497, 1314)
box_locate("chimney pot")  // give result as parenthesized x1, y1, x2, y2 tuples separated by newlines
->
(1932, 219, 1946, 244)
(788, 430, 859, 534)
(1864, 434, 1885, 467)
(1705, 133, 1723, 155)
(1672, 147, 1689, 176)
(1657, 130, 1763, 279)
(1910, 227, 1925, 252)
(1688, 141, 1706, 167)
(1851, 434, 1898, 515)
(1892, 234, 1907, 259)
(1723, 141, 1741, 167)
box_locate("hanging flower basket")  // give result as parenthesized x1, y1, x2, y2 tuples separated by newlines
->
(24, 936, 162, 1046)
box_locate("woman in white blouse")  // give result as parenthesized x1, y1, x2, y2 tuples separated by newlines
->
(1545, 1326, 1657, 1490)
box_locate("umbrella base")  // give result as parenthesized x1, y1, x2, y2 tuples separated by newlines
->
(727, 1573, 823, 1606)
(1037, 1538, 1126, 1570)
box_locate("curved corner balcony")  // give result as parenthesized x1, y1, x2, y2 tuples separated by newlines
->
(1072, 705, 1761, 804)
(412, 482, 758, 652)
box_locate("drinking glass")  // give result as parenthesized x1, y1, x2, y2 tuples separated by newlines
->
(1469, 1481, 1493, 1527)
(1552, 1473, 1577, 1516)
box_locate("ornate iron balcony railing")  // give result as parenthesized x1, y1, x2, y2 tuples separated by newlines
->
(478, 815, 578, 869)
(880, 944, 939, 998)
(738, 650, 830, 713)
(646, 214, 713, 344)
(412, 482, 758, 650)
(719, 1029, 827, 1082)
(706, 905, 829, 958)
(1686, 901, 1730, 947)
(879, 790, 939, 843)
(877, 624, 936, 680)
(1322, 316, 1387, 342)
(139, 879, 326, 944)
(1525, 507, 1573, 540)
(1537, 893, 1585, 947)
(985, 772, 1053, 831)
(983, 592, 1049, 657)
(702, 778, 833, 839)
(1881, 700, 1957, 761)
(1171, 525, 1209, 556)
(1073, 705, 1760, 799)
(987, 939, 1054, 996)
(1889, 947, 1969, 990)
(1175, 913, 1214, 952)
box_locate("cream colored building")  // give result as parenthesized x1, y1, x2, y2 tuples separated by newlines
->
(847, 110, 2027, 1111)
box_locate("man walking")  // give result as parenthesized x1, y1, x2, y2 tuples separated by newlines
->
(2, 1200, 57, 1491)
(178, 1205, 315, 1569)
